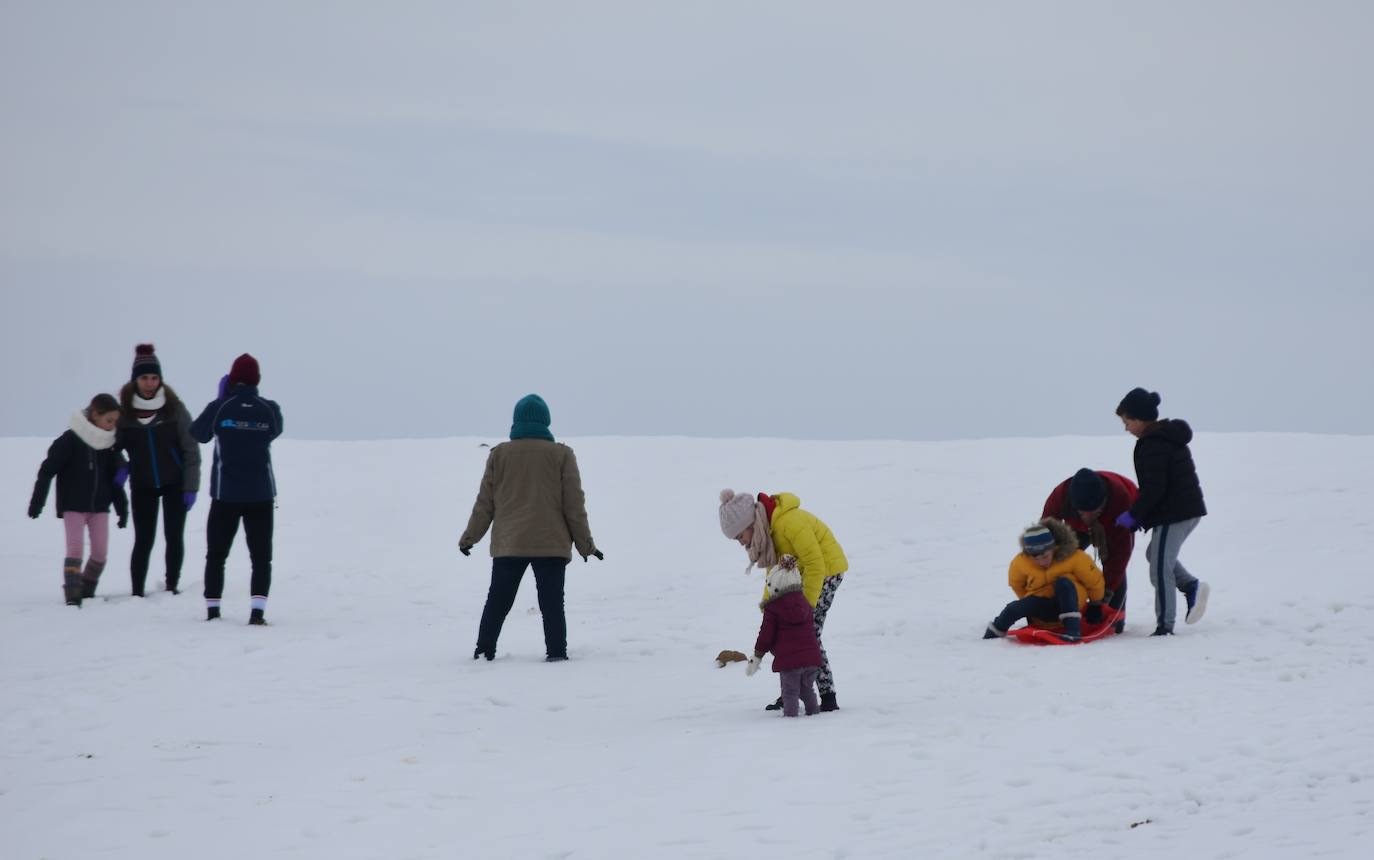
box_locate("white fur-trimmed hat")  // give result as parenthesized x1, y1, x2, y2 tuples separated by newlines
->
(719, 488, 757, 539)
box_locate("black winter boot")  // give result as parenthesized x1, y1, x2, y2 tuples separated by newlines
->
(1058, 613, 1082, 642)
(206, 606, 221, 621)
(473, 646, 494, 661)
(248, 608, 267, 626)
(819, 692, 840, 712)
(165, 579, 180, 595)
(764, 696, 784, 711)
(983, 622, 1006, 639)
(1151, 625, 1173, 636)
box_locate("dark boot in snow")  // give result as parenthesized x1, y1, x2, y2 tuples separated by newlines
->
(1057, 613, 1082, 642)
(765, 696, 784, 711)
(983, 622, 1006, 639)
(248, 609, 267, 626)
(206, 606, 221, 621)
(63, 559, 82, 606)
(81, 559, 104, 599)
(473, 646, 494, 661)
(1150, 625, 1173, 636)
(545, 655, 568, 663)
(819, 692, 840, 712)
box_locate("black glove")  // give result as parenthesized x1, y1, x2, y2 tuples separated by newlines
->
(117, 513, 128, 529)
(459, 544, 472, 557)
(28, 504, 41, 519)
(582, 549, 604, 563)
(1084, 601, 1105, 625)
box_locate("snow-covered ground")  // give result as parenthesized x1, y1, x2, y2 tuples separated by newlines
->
(2, 432, 1371, 859)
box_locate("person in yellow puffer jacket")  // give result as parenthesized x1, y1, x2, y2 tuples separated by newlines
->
(719, 489, 848, 712)
(983, 518, 1105, 642)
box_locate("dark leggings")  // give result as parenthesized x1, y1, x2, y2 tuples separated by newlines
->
(203, 500, 274, 600)
(994, 577, 1079, 632)
(476, 557, 569, 658)
(130, 484, 187, 593)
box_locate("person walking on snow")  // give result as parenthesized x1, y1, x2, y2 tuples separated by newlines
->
(1042, 467, 1137, 626)
(190, 354, 283, 625)
(116, 344, 201, 596)
(983, 518, 1105, 641)
(1115, 387, 1209, 636)
(746, 556, 824, 717)
(460, 394, 602, 663)
(28, 394, 130, 605)
(719, 489, 847, 712)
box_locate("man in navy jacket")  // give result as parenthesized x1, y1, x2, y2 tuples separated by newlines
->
(191, 354, 283, 625)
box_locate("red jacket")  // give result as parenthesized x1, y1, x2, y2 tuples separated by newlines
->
(754, 591, 823, 673)
(1042, 471, 1138, 599)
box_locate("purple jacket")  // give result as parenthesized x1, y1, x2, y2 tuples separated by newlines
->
(754, 590, 823, 673)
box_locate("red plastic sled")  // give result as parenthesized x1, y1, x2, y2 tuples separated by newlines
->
(1006, 607, 1125, 646)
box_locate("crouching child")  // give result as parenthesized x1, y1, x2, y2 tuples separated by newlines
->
(747, 557, 824, 716)
(984, 518, 1105, 642)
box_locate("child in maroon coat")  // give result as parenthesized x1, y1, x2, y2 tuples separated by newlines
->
(747, 557, 824, 717)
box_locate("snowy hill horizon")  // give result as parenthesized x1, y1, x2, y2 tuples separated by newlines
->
(3, 431, 1371, 859)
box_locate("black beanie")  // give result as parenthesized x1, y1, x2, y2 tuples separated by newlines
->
(131, 343, 162, 381)
(1117, 387, 1160, 421)
(1068, 468, 1106, 512)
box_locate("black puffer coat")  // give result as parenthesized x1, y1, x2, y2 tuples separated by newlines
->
(1128, 419, 1206, 529)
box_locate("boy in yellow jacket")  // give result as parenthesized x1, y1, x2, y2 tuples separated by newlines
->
(984, 518, 1105, 642)
(720, 489, 848, 711)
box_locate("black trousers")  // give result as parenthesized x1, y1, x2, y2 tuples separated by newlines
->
(203, 500, 274, 600)
(476, 557, 569, 658)
(130, 484, 187, 593)
(994, 577, 1079, 632)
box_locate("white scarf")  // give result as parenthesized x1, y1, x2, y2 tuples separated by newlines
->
(133, 388, 166, 425)
(70, 410, 116, 450)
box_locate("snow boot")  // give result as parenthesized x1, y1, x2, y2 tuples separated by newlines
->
(63, 558, 83, 606)
(765, 696, 784, 711)
(473, 646, 494, 661)
(248, 608, 267, 626)
(1057, 612, 1082, 642)
(1150, 625, 1173, 636)
(545, 655, 568, 663)
(1184, 581, 1209, 624)
(206, 606, 221, 621)
(819, 692, 840, 712)
(983, 622, 1006, 639)
(81, 559, 105, 599)
(165, 578, 181, 595)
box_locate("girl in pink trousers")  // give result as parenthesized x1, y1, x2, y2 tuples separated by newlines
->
(28, 394, 130, 606)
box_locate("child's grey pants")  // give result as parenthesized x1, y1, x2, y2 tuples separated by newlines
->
(1147, 517, 1201, 630)
(779, 667, 820, 717)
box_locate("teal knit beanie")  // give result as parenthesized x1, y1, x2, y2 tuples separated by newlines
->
(510, 394, 554, 441)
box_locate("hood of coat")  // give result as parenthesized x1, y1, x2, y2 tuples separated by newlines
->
(1037, 516, 1081, 562)
(1143, 418, 1193, 446)
(118, 381, 184, 424)
(760, 564, 804, 607)
(771, 492, 802, 522)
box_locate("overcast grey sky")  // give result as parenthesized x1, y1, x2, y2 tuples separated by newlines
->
(2, 1, 1370, 441)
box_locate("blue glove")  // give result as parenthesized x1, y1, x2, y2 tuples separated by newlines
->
(183, 491, 197, 512)
(1115, 511, 1138, 530)
(217, 375, 229, 399)
(113, 467, 128, 489)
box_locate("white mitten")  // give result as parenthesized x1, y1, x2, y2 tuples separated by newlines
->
(745, 655, 761, 677)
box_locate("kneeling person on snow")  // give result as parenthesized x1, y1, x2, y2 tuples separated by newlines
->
(746, 557, 824, 717)
(984, 518, 1105, 642)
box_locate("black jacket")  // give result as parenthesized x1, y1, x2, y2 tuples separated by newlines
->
(116, 383, 201, 492)
(190, 386, 283, 503)
(1129, 419, 1206, 529)
(30, 426, 130, 519)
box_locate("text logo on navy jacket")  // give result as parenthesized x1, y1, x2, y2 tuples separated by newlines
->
(190, 386, 284, 503)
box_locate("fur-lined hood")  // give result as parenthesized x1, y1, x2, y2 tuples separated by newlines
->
(1027, 517, 1080, 563)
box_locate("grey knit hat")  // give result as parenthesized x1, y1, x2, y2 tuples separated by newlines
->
(718, 489, 757, 539)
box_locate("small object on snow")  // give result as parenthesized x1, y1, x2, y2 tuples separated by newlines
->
(744, 655, 761, 677)
(1130, 818, 1152, 829)
(714, 649, 748, 668)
